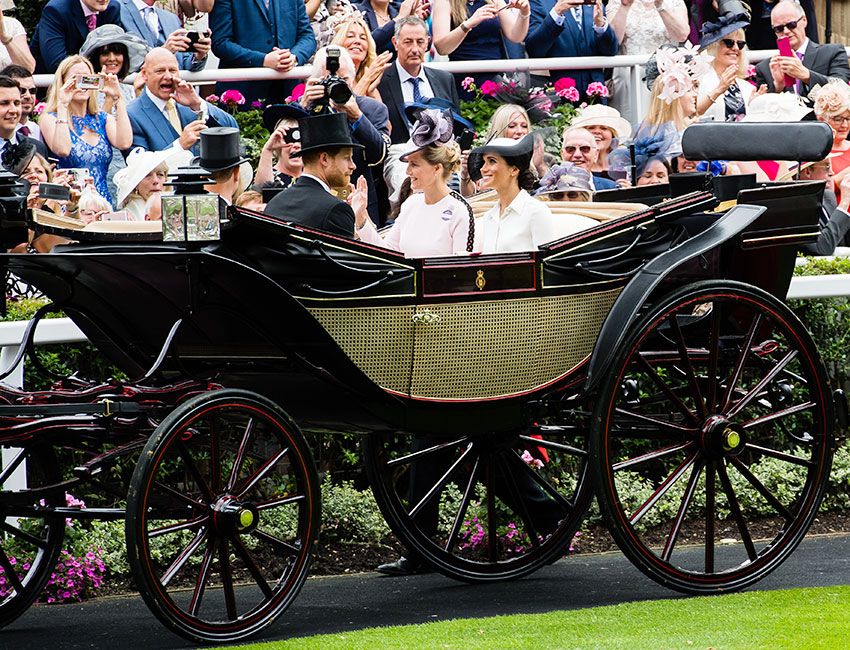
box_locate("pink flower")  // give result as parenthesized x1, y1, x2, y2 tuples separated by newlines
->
(557, 86, 580, 102)
(220, 89, 246, 105)
(205, 94, 219, 103)
(586, 81, 609, 98)
(461, 76, 475, 90)
(480, 80, 499, 97)
(251, 100, 264, 109)
(34, 102, 46, 115)
(746, 64, 757, 78)
(290, 83, 306, 101)
(538, 98, 553, 113)
(553, 77, 577, 93)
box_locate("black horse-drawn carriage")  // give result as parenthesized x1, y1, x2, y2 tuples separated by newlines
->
(0, 123, 845, 643)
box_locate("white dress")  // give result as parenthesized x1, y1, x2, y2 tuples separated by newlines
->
(0, 18, 25, 70)
(696, 67, 757, 123)
(477, 190, 558, 253)
(607, 0, 689, 126)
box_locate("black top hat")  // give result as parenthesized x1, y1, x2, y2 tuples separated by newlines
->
(193, 127, 250, 173)
(262, 103, 310, 133)
(292, 113, 363, 158)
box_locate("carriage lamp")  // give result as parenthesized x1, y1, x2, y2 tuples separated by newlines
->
(161, 166, 223, 242)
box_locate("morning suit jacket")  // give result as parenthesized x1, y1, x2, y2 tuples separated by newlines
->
(265, 175, 355, 237)
(31, 0, 122, 73)
(800, 189, 850, 255)
(117, 0, 205, 72)
(126, 91, 238, 153)
(755, 41, 850, 98)
(209, 0, 316, 102)
(526, 1, 618, 93)
(378, 64, 460, 145)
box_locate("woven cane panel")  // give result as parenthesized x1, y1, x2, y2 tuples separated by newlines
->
(308, 305, 415, 393)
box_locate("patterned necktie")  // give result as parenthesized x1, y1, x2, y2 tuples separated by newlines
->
(19, 125, 29, 137)
(86, 13, 98, 32)
(408, 77, 424, 103)
(164, 99, 182, 134)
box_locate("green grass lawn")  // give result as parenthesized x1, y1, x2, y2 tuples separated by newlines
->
(228, 585, 850, 650)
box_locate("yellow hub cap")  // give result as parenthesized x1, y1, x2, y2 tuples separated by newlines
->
(239, 509, 254, 529)
(723, 429, 741, 451)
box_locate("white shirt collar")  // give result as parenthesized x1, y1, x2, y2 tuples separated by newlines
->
(145, 86, 169, 112)
(797, 38, 810, 56)
(80, 0, 97, 17)
(396, 59, 423, 85)
(301, 172, 332, 195)
(489, 189, 532, 220)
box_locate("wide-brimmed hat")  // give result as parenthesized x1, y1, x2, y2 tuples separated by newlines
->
(262, 103, 310, 133)
(403, 98, 474, 137)
(699, 11, 750, 49)
(809, 80, 850, 119)
(533, 162, 594, 197)
(741, 93, 812, 122)
(570, 104, 632, 141)
(292, 112, 363, 157)
(467, 134, 535, 182)
(114, 147, 191, 207)
(80, 25, 149, 75)
(399, 109, 455, 161)
(193, 127, 251, 173)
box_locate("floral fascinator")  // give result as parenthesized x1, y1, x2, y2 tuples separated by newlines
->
(533, 162, 594, 197)
(808, 80, 850, 119)
(609, 129, 681, 181)
(400, 109, 455, 161)
(644, 43, 713, 104)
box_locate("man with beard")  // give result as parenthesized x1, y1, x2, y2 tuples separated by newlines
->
(0, 65, 40, 143)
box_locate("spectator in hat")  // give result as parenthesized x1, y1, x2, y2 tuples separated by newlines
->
(569, 104, 632, 182)
(117, 0, 210, 72)
(254, 103, 307, 189)
(114, 146, 190, 219)
(378, 17, 459, 146)
(0, 64, 40, 142)
(31, 0, 123, 73)
(810, 80, 850, 201)
(754, 0, 849, 99)
(81, 25, 148, 108)
(533, 161, 596, 203)
(0, 4, 34, 72)
(126, 47, 236, 154)
(196, 126, 251, 204)
(560, 127, 617, 191)
(696, 12, 762, 122)
(210, 0, 316, 103)
(265, 112, 365, 237)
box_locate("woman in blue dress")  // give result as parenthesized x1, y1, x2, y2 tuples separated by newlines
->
(432, 0, 531, 98)
(39, 55, 133, 206)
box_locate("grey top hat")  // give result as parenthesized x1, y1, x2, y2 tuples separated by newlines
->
(80, 25, 150, 75)
(193, 127, 250, 173)
(292, 112, 364, 158)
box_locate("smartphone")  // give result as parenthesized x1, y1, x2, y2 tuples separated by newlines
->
(76, 74, 103, 91)
(776, 36, 797, 90)
(457, 128, 475, 151)
(99, 210, 130, 222)
(38, 183, 71, 202)
(64, 168, 90, 187)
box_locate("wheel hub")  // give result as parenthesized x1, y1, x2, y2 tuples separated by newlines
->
(211, 496, 259, 535)
(700, 415, 746, 457)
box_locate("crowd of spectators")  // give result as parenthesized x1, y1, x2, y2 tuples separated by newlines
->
(0, 0, 848, 256)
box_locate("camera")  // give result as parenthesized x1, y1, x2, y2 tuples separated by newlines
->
(320, 47, 352, 106)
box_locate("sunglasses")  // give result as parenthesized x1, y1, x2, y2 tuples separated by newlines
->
(19, 87, 36, 95)
(563, 145, 592, 155)
(721, 39, 747, 50)
(772, 19, 801, 34)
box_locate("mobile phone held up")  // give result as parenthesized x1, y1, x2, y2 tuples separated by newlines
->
(776, 37, 797, 90)
(76, 74, 103, 91)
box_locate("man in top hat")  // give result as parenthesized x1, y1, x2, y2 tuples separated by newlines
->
(264, 113, 367, 238)
(195, 126, 250, 204)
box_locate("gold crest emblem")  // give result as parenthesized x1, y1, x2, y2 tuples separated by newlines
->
(475, 270, 486, 290)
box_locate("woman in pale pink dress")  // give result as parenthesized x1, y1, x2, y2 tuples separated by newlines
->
(356, 109, 474, 257)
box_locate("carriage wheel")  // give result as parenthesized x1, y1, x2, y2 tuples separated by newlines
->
(126, 389, 319, 644)
(0, 444, 64, 627)
(363, 423, 592, 583)
(591, 280, 834, 594)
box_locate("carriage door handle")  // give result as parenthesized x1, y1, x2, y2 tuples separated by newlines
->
(412, 309, 441, 325)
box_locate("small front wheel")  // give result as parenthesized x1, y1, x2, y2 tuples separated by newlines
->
(126, 389, 319, 644)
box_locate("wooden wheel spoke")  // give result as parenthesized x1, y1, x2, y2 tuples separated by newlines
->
(254, 528, 301, 556)
(726, 350, 798, 418)
(230, 534, 274, 598)
(505, 450, 573, 510)
(387, 437, 470, 468)
(152, 480, 208, 511)
(630, 453, 696, 526)
(717, 461, 757, 561)
(0, 520, 48, 548)
(706, 301, 721, 413)
(256, 494, 305, 510)
(721, 313, 762, 412)
(209, 416, 221, 494)
(705, 460, 715, 574)
(188, 537, 217, 617)
(669, 314, 707, 419)
(161, 527, 208, 586)
(408, 442, 473, 519)
(637, 354, 702, 426)
(226, 417, 256, 493)
(445, 455, 481, 554)
(0, 545, 23, 592)
(485, 457, 497, 563)
(497, 453, 540, 547)
(149, 515, 210, 539)
(518, 435, 587, 457)
(176, 441, 215, 503)
(728, 456, 793, 521)
(235, 446, 289, 499)
(218, 539, 238, 621)
(613, 407, 696, 435)
(661, 459, 704, 562)
(741, 401, 816, 430)
(613, 441, 695, 472)
(745, 442, 813, 467)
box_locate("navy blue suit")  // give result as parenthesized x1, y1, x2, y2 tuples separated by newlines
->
(117, 0, 205, 72)
(526, 2, 618, 97)
(126, 91, 237, 154)
(31, 0, 122, 73)
(210, 0, 316, 102)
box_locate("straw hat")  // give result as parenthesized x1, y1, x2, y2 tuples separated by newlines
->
(740, 93, 812, 123)
(114, 148, 191, 207)
(570, 104, 632, 141)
